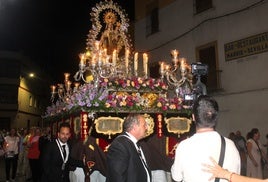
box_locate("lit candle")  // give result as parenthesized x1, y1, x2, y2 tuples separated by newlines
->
(112, 50, 117, 65)
(86, 50, 90, 57)
(64, 73, 70, 82)
(92, 54, 96, 68)
(143, 53, 148, 78)
(125, 49, 129, 74)
(50, 85, 56, 93)
(134, 52, 138, 76)
(67, 81, 72, 91)
(98, 52, 102, 67)
(180, 58, 187, 71)
(160, 62, 164, 71)
(106, 56, 110, 65)
(79, 53, 85, 67)
(160, 62, 165, 74)
(74, 82, 80, 92)
(95, 41, 100, 51)
(103, 48, 107, 57)
(171, 49, 179, 66)
(165, 65, 170, 71)
(171, 49, 179, 59)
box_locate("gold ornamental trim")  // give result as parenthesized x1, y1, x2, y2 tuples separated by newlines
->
(143, 113, 154, 137)
(165, 116, 192, 134)
(94, 116, 124, 138)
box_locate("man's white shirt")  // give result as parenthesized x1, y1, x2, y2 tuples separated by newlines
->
(171, 131, 240, 182)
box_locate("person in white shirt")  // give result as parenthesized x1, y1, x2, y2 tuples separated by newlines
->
(3, 128, 20, 182)
(171, 95, 241, 182)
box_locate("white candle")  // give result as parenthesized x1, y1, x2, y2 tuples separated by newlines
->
(95, 41, 100, 51)
(106, 56, 110, 65)
(180, 58, 187, 71)
(112, 50, 117, 65)
(92, 55, 96, 68)
(50, 85, 56, 93)
(74, 82, 80, 92)
(171, 49, 179, 66)
(160, 62, 164, 72)
(98, 52, 102, 67)
(64, 73, 70, 82)
(103, 48, 107, 56)
(143, 53, 148, 78)
(134, 52, 138, 76)
(67, 81, 72, 91)
(125, 49, 129, 74)
(165, 65, 170, 71)
(79, 53, 85, 67)
(171, 49, 179, 59)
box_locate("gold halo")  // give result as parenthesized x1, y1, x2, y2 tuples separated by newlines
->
(103, 11, 117, 25)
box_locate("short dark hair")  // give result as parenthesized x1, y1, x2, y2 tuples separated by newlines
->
(192, 95, 219, 129)
(58, 122, 71, 132)
(123, 113, 141, 132)
(247, 128, 259, 139)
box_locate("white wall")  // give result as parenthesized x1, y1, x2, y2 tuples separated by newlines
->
(135, 0, 268, 144)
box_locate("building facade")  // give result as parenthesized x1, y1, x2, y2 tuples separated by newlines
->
(0, 51, 51, 130)
(134, 0, 268, 143)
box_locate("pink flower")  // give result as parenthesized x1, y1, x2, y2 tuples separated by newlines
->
(162, 105, 168, 111)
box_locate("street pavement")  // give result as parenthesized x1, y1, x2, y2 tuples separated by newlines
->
(1, 155, 268, 181)
(0, 156, 30, 182)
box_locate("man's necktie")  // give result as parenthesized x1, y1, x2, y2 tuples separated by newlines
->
(136, 143, 148, 168)
(62, 145, 66, 159)
(136, 142, 151, 182)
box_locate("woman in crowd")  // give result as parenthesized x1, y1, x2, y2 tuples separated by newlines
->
(17, 128, 28, 177)
(265, 134, 268, 158)
(3, 128, 20, 182)
(203, 157, 268, 182)
(247, 128, 265, 178)
(27, 127, 41, 182)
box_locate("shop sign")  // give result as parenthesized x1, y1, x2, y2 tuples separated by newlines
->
(224, 32, 268, 61)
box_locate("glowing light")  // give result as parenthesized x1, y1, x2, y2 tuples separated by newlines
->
(29, 73, 35, 78)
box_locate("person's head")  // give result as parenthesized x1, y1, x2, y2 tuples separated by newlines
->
(29, 127, 36, 135)
(228, 132, 236, 140)
(35, 127, 41, 136)
(9, 128, 17, 136)
(57, 122, 71, 144)
(236, 130, 241, 136)
(248, 128, 260, 141)
(23, 129, 28, 136)
(43, 127, 51, 136)
(192, 95, 219, 129)
(123, 113, 147, 141)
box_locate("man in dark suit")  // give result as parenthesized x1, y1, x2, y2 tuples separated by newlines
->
(106, 113, 151, 182)
(41, 122, 71, 182)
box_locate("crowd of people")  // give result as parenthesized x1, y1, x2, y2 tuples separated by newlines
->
(0, 123, 106, 182)
(228, 128, 268, 179)
(0, 126, 52, 182)
(0, 95, 267, 182)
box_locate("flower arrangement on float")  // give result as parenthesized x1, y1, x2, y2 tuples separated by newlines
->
(43, 76, 188, 119)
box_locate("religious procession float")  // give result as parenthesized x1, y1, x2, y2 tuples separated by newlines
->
(43, 0, 208, 171)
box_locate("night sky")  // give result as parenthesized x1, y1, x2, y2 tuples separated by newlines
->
(0, 0, 134, 83)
